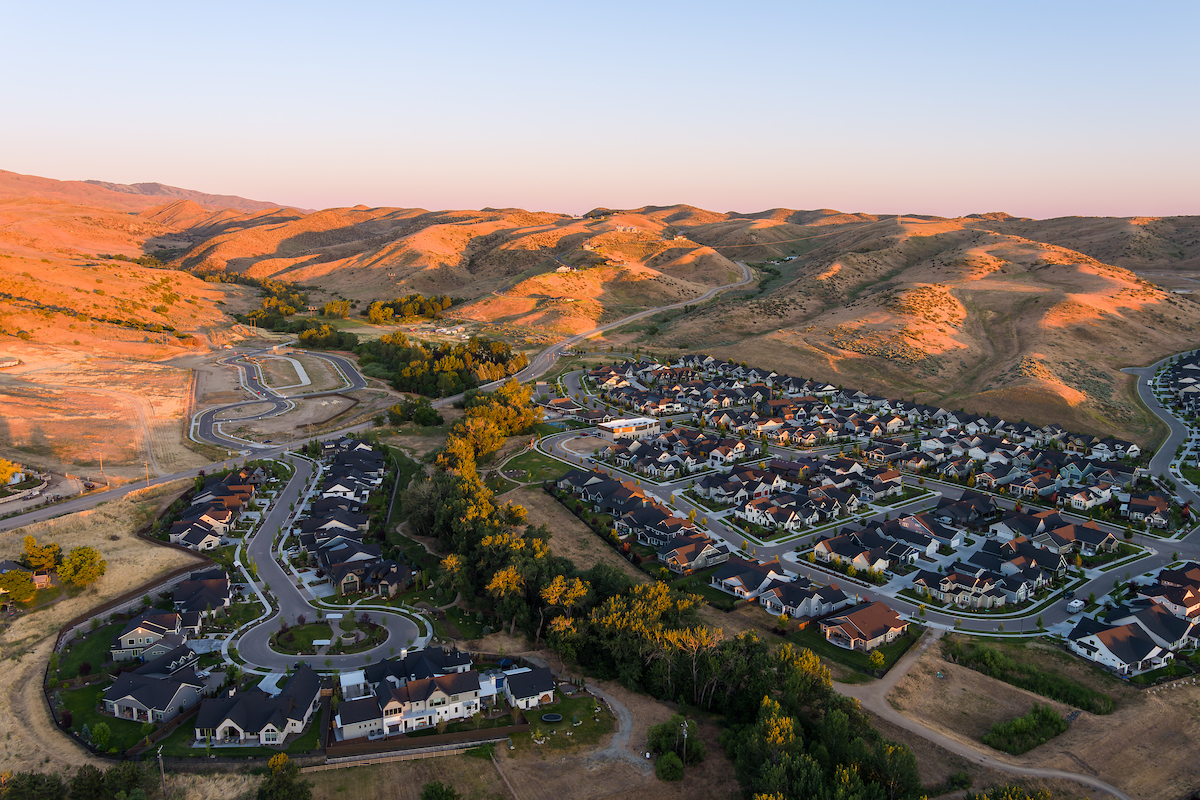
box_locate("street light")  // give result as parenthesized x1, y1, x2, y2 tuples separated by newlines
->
(680, 721, 688, 779)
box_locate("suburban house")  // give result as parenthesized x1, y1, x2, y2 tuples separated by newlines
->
(173, 569, 231, 618)
(657, 533, 730, 574)
(758, 579, 850, 619)
(194, 665, 320, 745)
(710, 557, 791, 600)
(1067, 617, 1168, 677)
(504, 667, 557, 710)
(110, 612, 185, 661)
(336, 671, 482, 741)
(103, 670, 204, 724)
(820, 602, 908, 652)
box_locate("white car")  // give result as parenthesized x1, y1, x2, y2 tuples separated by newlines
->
(1066, 599, 1086, 613)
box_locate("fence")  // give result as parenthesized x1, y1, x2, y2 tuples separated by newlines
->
(312, 727, 526, 770)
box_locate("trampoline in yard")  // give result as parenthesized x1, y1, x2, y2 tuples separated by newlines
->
(541, 713, 563, 723)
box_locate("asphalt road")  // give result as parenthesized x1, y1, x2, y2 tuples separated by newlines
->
(194, 349, 370, 451)
(1124, 354, 1199, 504)
(434, 261, 754, 408)
(233, 456, 422, 671)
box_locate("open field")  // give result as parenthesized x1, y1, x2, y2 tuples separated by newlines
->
(258, 355, 300, 388)
(308, 753, 511, 800)
(888, 635, 1200, 800)
(0, 355, 208, 479)
(0, 480, 204, 775)
(241, 396, 356, 435)
(865, 710, 1106, 799)
(288, 353, 348, 393)
(509, 487, 647, 586)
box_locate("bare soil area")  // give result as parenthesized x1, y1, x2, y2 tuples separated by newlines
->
(258, 356, 300, 388)
(889, 636, 1200, 800)
(241, 396, 357, 436)
(308, 754, 511, 800)
(287, 353, 347, 394)
(866, 710, 1105, 799)
(216, 401, 276, 420)
(0, 481, 204, 775)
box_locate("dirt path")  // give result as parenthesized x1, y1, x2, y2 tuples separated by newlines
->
(835, 629, 1133, 800)
(584, 684, 653, 775)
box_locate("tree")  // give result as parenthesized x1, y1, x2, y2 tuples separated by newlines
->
(868, 649, 886, 671)
(0, 458, 18, 486)
(655, 751, 684, 781)
(421, 781, 461, 800)
(23, 534, 60, 573)
(258, 754, 312, 800)
(92, 721, 111, 750)
(69, 764, 106, 800)
(104, 762, 149, 798)
(0, 568, 35, 602)
(58, 547, 107, 587)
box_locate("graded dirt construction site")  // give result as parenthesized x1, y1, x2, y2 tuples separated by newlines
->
(889, 635, 1200, 800)
(256, 352, 347, 394)
(0, 349, 210, 480)
(0, 481, 203, 775)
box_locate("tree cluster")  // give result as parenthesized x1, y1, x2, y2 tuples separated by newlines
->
(387, 397, 443, 427)
(0, 760, 148, 800)
(356, 331, 527, 397)
(363, 294, 454, 323)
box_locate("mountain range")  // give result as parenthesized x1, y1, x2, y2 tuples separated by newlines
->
(4, 168, 1200, 443)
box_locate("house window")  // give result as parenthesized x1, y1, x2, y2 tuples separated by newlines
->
(264, 730, 278, 743)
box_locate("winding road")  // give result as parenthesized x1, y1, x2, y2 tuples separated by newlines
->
(230, 455, 423, 672)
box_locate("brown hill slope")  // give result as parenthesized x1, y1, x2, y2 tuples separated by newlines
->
(657, 215, 1200, 444)
(0, 169, 287, 212)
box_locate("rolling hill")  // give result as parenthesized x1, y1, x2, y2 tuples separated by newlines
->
(3, 166, 1200, 444)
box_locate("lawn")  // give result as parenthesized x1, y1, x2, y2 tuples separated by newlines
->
(1130, 662, 1194, 686)
(504, 450, 572, 483)
(787, 624, 922, 675)
(444, 606, 486, 639)
(407, 713, 515, 737)
(515, 693, 614, 752)
(157, 714, 323, 757)
(58, 623, 118, 680)
(58, 684, 148, 753)
(272, 623, 334, 654)
(679, 583, 739, 611)
(669, 567, 720, 590)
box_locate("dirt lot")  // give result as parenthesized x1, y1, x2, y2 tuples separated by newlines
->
(308, 754, 510, 800)
(0, 357, 208, 480)
(258, 356, 300, 388)
(866, 710, 1105, 799)
(889, 635, 1200, 800)
(215, 401, 277, 420)
(240, 396, 357, 435)
(0, 481, 205, 775)
(288, 353, 348, 394)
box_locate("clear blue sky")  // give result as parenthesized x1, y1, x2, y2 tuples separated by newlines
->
(3, 1, 1197, 217)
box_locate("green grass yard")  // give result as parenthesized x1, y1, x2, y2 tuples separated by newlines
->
(58, 623, 118, 680)
(58, 684, 147, 753)
(504, 450, 573, 482)
(787, 624, 922, 675)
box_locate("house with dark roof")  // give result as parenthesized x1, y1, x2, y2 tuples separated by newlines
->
(758, 579, 850, 619)
(110, 613, 184, 661)
(710, 557, 790, 600)
(1067, 618, 1168, 676)
(103, 670, 204, 724)
(820, 602, 908, 652)
(504, 667, 556, 710)
(194, 665, 320, 746)
(173, 569, 231, 618)
(336, 671, 483, 741)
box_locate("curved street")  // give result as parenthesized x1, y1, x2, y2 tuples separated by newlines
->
(229, 454, 425, 672)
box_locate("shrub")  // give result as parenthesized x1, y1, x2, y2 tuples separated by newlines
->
(655, 751, 684, 781)
(78, 661, 92, 676)
(981, 704, 1067, 754)
(60, 710, 73, 728)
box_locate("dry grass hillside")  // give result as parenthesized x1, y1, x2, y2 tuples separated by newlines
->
(654, 213, 1200, 444)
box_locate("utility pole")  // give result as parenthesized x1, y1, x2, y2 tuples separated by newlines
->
(157, 746, 166, 795)
(145, 461, 150, 488)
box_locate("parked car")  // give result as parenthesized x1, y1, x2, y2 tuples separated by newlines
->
(1067, 599, 1086, 613)
(1064, 589, 1076, 599)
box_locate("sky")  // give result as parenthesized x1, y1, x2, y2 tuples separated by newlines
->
(2, 1, 1198, 217)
